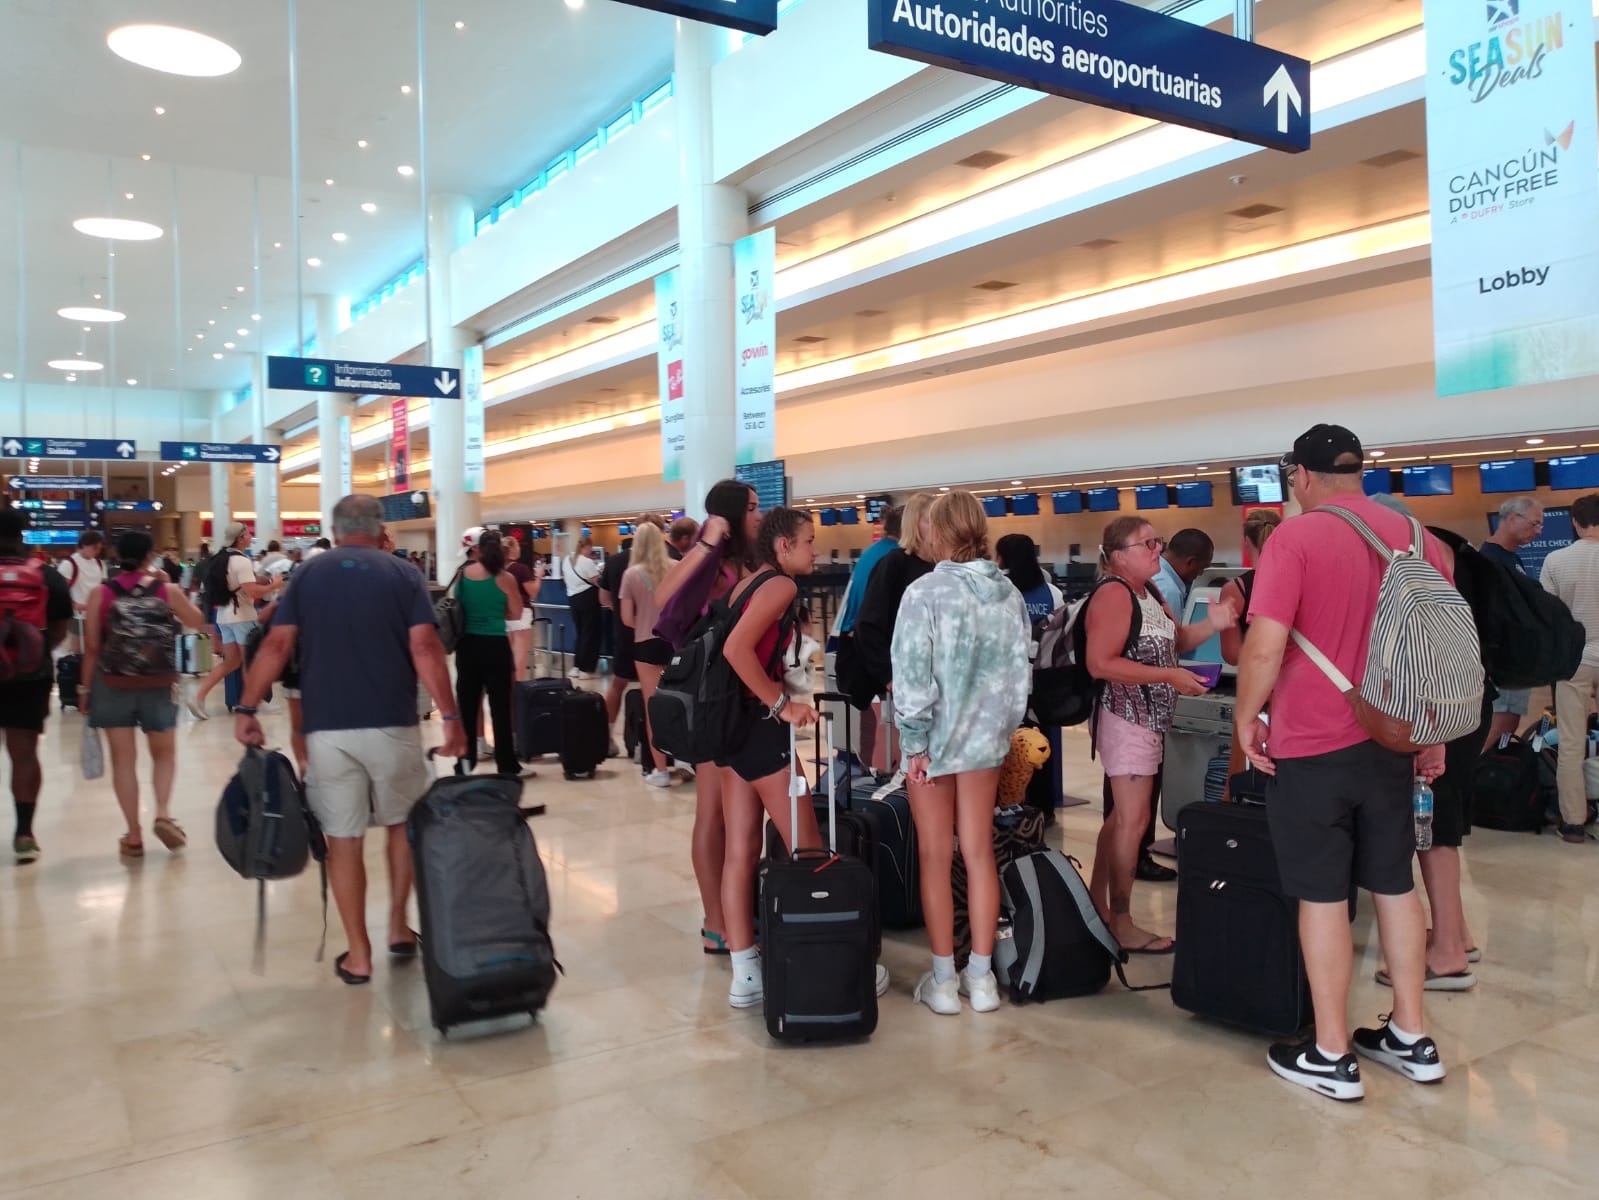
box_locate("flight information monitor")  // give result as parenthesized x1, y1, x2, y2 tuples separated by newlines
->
(1231, 463, 1284, 505)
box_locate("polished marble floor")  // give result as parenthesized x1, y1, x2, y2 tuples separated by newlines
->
(1, 696, 1596, 1199)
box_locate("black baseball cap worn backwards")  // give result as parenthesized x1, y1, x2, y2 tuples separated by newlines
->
(1282, 424, 1364, 474)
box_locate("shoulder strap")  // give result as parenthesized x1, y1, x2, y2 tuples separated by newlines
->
(1290, 629, 1356, 693)
(1315, 505, 1420, 563)
(106, 578, 129, 599)
(64, 558, 79, 586)
(1039, 851, 1171, 993)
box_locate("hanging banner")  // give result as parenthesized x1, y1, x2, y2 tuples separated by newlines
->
(733, 228, 777, 466)
(1426, 1, 1599, 396)
(463, 344, 485, 494)
(655, 269, 686, 483)
(337, 415, 353, 496)
(389, 399, 410, 490)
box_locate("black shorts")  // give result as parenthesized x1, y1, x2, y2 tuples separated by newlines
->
(717, 711, 791, 784)
(1428, 699, 1490, 848)
(0, 678, 53, 734)
(633, 637, 672, 667)
(1266, 740, 1415, 903)
(609, 614, 637, 682)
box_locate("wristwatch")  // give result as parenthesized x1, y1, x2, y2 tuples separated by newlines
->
(234, 705, 258, 717)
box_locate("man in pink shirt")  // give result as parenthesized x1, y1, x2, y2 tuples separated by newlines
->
(1235, 424, 1449, 1103)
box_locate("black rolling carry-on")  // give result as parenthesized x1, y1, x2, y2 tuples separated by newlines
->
(408, 770, 559, 1036)
(515, 678, 571, 761)
(761, 719, 879, 1043)
(56, 654, 82, 710)
(623, 688, 647, 760)
(1172, 801, 1311, 1037)
(559, 689, 609, 779)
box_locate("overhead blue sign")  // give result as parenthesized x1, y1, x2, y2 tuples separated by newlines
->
(612, 0, 777, 35)
(160, 442, 281, 465)
(8, 476, 104, 491)
(94, 500, 165, 513)
(23, 530, 83, 546)
(866, 0, 1311, 153)
(268, 354, 460, 399)
(2, 436, 136, 460)
(15, 499, 84, 512)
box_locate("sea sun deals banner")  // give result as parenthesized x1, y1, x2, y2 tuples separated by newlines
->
(656, 269, 686, 483)
(733, 228, 777, 466)
(1425, 0, 1599, 395)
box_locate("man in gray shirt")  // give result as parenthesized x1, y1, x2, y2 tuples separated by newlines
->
(1478, 496, 1544, 746)
(1539, 493, 1599, 844)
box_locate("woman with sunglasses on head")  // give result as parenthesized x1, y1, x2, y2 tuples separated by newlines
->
(1086, 516, 1237, 954)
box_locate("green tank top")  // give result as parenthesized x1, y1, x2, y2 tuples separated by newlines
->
(460, 573, 509, 637)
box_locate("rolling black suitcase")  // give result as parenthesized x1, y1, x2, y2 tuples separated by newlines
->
(1172, 801, 1311, 1037)
(623, 687, 647, 760)
(56, 654, 81, 709)
(515, 678, 571, 761)
(408, 771, 558, 1036)
(761, 720, 879, 1043)
(559, 689, 609, 779)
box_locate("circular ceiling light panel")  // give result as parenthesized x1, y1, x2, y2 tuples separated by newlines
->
(57, 306, 126, 323)
(72, 217, 164, 241)
(107, 24, 241, 77)
(48, 359, 103, 371)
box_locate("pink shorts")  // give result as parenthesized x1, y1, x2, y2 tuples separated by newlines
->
(1097, 709, 1166, 778)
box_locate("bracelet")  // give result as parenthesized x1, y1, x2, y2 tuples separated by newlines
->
(234, 705, 259, 717)
(767, 694, 788, 720)
(441, 713, 462, 722)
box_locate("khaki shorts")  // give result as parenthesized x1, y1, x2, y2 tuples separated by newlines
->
(305, 725, 431, 838)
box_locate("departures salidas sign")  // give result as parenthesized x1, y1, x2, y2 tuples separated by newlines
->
(867, 0, 1311, 153)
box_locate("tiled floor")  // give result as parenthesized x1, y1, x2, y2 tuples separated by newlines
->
(1, 697, 1596, 1198)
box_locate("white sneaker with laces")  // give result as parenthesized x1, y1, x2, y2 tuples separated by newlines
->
(729, 959, 764, 1009)
(913, 970, 961, 1016)
(643, 770, 673, 789)
(960, 969, 1001, 1013)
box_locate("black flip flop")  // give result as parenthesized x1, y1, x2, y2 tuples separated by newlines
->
(1126, 936, 1177, 956)
(389, 933, 421, 959)
(334, 951, 372, 985)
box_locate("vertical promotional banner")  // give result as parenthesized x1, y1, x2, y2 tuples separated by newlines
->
(655, 269, 686, 483)
(1426, 1, 1599, 395)
(337, 414, 353, 496)
(389, 399, 410, 490)
(462, 345, 485, 494)
(733, 227, 776, 466)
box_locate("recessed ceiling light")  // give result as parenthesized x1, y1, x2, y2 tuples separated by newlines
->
(356, 139, 368, 149)
(153, 105, 166, 115)
(324, 178, 335, 187)
(212, 352, 223, 360)
(1, 373, 12, 380)
(66, 374, 77, 382)
(236, 328, 249, 336)
(196, 333, 204, 339)
(82, 325, 91, 332)
(207, 319, 215, 326)
(1526, 437, 1545, 445)
(331, 231, 347, 242)
(306, 257, 322, 267)
(223, 341, 235, 349)
(235, 285, 245, 293)
(1370, 450, 1386, 458)
(140, 153, 151, 161)
(59, 306, 126, 323)
(72, 216, 163, 241)
(400, 84, 412, 95)
(272, 241, 282, 249)
(108, 24, 241, 76)
(938, 486, 949, 492)
(565, 0, 584, 9)
(92, 292, 102, 300)
(48, 359, 102, 371)
(455, 19, 466, 29)
(1010, 480, 1023, 486)
(360, 201, 377, 214)
(250, 313, 261, 320)
(396, 164, 414, 177)
(123, 192, 134, 200)
(125, 378, 137, 385)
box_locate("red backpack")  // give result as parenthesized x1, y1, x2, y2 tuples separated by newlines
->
(0, 561, 49, 681)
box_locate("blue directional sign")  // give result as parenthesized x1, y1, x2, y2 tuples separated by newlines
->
(160, 442, 282, 465)
(867, 0, 1310, 153)
(9, 476, 104, 491)
(2, 435, 137, 460)
(94, 500, 165, 513)
(611, 0, 777, 35)
(268, 355, 460, 399)
(23, 530, 84, 546)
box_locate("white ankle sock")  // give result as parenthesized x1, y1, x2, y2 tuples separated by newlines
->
(1387, 1021, 1421, 1045)
(966, 953, 992, 978)
(1317, 1044, 1346, 1062)
(730, 947, 759, 974)
(932, 954, 956, 984)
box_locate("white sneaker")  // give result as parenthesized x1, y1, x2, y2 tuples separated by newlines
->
(477, 737, 494, 759)
(875, 963, 891, 997)
(568, 668, 592, 680)
(913, 970, 961, 1016)
(185, 688, 208, 721)
(643, 770, 673, 789)
(729, 959, 764, 1009)
(608, 739, 621, 759)
(960, 969, 1001, 1013)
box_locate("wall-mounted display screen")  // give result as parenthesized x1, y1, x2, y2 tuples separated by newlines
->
(1362, 468, 1395, 495)
(865, 495, 892, 523)
(1549, 454, 1599, 490)
(1010, 492, 1040, 516)
(981, 495, 1008, 518)
(1478, 459, 1536, 494)
(734, 459, 787, 512)
(838, 506, 860, 525)
(1175, 481, 1214, 508)
(1052, 490, 1084, 514)
(1402, 464, 1454, 497)
(1134, 484, 1170, 510)
(818, 507, 838, 526)
(1087, 487, 1120, 512)
(1231, 463, 1284, 505)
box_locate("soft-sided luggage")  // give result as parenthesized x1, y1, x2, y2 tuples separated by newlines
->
(177, 631, 213, 676)
(1471, 735, 1546, 832)
(955, 805, 1047, 965)
(515, 678, 571, 761)
(996, 849, 1145, 1002)
(409, 771, 559, 1035)
(56, 654, 81, 709)
(623, 687, 646, 760)
(1172, 801, 1310, 1036)
(760, 720, 879, 1042)
(559, 688, 609, 779)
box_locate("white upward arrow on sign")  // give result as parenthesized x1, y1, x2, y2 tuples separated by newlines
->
(434, 372, 458, 395)
(1263, 64, 1302, 135)
(116, 442, 135, 458)
(2, 439, 20, 455)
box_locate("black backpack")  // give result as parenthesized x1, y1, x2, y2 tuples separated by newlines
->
(1435, 533, 1585, 689)
(1029, 577, 1142, 727)
(201, 549, 242, 617)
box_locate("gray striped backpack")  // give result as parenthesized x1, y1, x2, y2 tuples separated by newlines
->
(1292, 509, 1484, 752)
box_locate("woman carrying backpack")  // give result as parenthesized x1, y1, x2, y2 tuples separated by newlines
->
(82, 531, 209, 858)
(455, 529, 524, 777)
(1086, 516, 1236, 953)
(891, 491, 1032, 1015)
(996, 533, 1063, 628)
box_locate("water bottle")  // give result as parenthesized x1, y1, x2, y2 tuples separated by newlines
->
(1413, 777, 1434, 852)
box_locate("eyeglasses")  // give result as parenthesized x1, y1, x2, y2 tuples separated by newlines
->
(1119, 537, 1166, 554)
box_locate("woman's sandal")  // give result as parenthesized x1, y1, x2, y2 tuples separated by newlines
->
(701, 928, 731, 956)
(1126, 934, 1176, 956)
(334, 952, 372, 985)
(118, 835, 144, 858)
(152, 817, 187, 852)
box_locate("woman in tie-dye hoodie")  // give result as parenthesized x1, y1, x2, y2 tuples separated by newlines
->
(892, 490, 1031, 1017)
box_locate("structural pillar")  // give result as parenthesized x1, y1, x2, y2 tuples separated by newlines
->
(424, 193, 477, 583)
(250, 354, 281, 546)
(312, 295, 354, 534)
(674, 21, 748, 517)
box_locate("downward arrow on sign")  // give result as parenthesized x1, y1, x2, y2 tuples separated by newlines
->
(434, 372, 458, 396)
(1263, 64, 1302, 135)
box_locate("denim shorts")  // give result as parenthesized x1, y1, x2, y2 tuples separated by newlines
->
(216, 620, 258, 647)
(88, 678, 178, 733)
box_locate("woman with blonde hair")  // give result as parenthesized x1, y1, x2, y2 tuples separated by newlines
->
(621, 522, 677, 788)
(892, 490, 1032, 1014)
(853, 490, 938, 762)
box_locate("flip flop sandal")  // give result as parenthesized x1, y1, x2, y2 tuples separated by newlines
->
(152, 817, 187, 851)
(118, 835, 144, 858)
(334, 952, 372, 986)
(1466, 947, 1482, 964)
(389, 932, 422, 959)
(1126, 935, 1176, 956)
(701, 928, 731, 956)
(1374, 966, 1476, 992)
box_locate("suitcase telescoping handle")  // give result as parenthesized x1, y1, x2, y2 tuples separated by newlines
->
(788, 718, 838, 858)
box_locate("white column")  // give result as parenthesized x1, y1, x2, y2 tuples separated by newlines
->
(250, 354, 280, 545)
(208, 392, 232, 546)
(675, 21, 747, 517)
(424, 193, 477, 583)
(312, 295, 353, 532)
